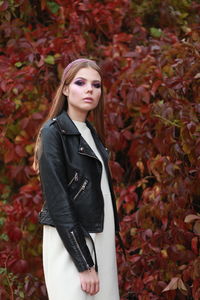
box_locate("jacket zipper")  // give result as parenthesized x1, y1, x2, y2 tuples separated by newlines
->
(79, 153, 102, 174)
(70, 230, 91, 270)
(79, 151, 101, 162)
(68, 171, 79, 186)
(74, 179, 88, 200)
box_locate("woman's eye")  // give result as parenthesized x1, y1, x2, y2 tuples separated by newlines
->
(93, 83, 101, 88)
(74, 80, 101, 88)
(74, 80, 85, 86)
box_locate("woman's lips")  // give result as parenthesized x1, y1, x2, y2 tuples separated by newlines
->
(83, 97, 93, 102)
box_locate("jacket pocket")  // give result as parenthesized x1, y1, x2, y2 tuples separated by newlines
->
(74, 179, 88, 200)
(68, 171, 79, 187)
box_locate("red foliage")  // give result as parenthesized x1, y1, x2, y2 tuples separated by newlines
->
(1, 0, 200, 299)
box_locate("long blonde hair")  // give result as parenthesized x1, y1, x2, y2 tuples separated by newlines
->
(33, 58, 105, 173)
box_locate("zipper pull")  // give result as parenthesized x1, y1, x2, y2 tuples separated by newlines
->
(73, 179, 88, 200)
(68, 171, 79, 186)
(82, 179, 88, 190)
(74, 172, 78, 182)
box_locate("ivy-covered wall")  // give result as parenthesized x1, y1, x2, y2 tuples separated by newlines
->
(1, 1, 200, 299)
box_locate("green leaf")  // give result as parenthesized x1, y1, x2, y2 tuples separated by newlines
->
(0, 233, 8, 241)
(6, 123, 20, 139)
(25, 144, 34, 154)
(0, 217, 5, 226)
(13, 88, 18, 95)
(47, 1, 60, 14)
(14, 98, 22, 108)
(19, 291, 24, 298)
(15, 62, 23, 68)
(0, 268, 6, 275)
(1, 192, 10, 200)
(44, 55, 55, 65)
(150, 27, 163, 38)
(180, 12, 188, 19)
(28, 223, 36, 232)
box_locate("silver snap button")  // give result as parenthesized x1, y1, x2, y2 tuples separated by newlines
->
(80, 147, 84, 152)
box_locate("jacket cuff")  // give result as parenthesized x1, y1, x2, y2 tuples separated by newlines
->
(56, 224, 94, 272)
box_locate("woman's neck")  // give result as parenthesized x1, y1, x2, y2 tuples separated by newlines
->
(67, 108, 87, 122)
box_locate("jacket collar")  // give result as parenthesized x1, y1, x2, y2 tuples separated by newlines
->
(55, 110, 81, 135)
(55, 110, 108, 161)
(55, 110, 99, 140)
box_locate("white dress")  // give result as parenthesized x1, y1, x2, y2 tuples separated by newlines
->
(42, 120, 120, 300)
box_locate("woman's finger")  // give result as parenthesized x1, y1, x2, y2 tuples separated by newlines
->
(88, 282, 93, 295)
(90, 280, 99, 295)
(86, 282, 91, 294)
(81, 281, 87, 292)
(96, 281, 100, 294)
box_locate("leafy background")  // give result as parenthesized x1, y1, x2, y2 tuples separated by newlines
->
(1, 0, 200, 299)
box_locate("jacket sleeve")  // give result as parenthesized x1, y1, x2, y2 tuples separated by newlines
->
(38, 125, 94, 272)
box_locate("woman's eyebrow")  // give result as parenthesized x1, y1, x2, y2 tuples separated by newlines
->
(74, 77, 101, 82)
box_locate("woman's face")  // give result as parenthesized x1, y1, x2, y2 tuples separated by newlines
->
(63, 67, 102, 121)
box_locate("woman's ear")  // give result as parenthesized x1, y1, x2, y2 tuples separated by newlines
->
(63, 85, 69, 96)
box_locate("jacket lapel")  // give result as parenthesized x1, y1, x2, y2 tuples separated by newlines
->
(78, 136, 99, 160)
(56, 110, 80, 135)
(56, 110, 109, 162)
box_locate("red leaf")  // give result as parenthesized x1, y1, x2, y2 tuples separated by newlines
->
(162, 277, 188, 295)
(129, 254, 141, 263)
(11, 259, 29, 274)
(31, 112, 44, 120)
(151, 80, 162, 96)
(15, 145, 27, 157)
(162, 277, 179, 292)
(166, 163, 174, 176)
(184, 214, 200, 223)
(161, 217, 168, 230)
(7, 227, 22, 242)
(191, 237, 199, 255)
(109, 161, 124, 182)
(140, 105, 150, 114)
(193, 221, 200, 235)
(4, 139, 17, 163)
(0, 0, 8, 11)
(143, 274, 155, 284)
(122, 130, 133, 140)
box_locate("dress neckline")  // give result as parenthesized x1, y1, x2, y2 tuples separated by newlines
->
(72, 119, 87, 130)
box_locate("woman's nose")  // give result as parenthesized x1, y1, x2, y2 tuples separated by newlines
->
(86, 83, 93, 92)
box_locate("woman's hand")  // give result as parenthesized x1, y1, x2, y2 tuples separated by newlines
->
(79, 266, 99, 295)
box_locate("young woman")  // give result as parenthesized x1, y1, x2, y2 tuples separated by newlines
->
(33, 58, 121, 300)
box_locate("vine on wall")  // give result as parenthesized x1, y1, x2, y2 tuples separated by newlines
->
(0, 0, 200, 299)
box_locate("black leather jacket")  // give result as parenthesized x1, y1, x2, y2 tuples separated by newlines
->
(38, 110, 120, 272)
